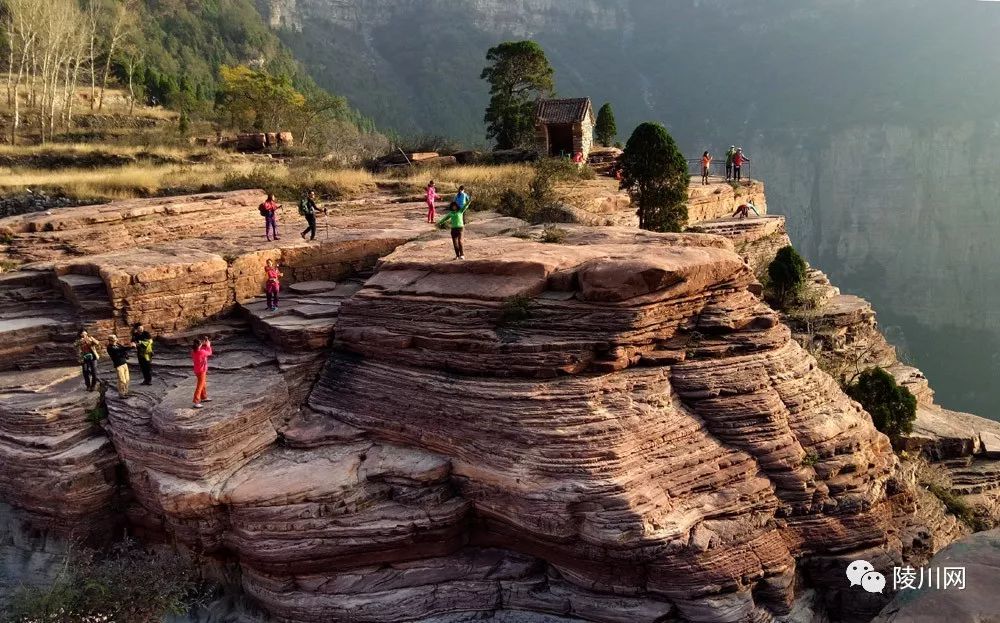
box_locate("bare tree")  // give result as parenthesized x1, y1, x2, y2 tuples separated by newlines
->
(119, 33, 145, 116)
(3, 0, 100, 142)
(96, 0, 137, 112)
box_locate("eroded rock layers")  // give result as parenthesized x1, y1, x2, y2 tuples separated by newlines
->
(288, 234, 899, 622)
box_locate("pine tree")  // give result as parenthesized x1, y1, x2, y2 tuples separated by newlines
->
(595, 102, 617, 147)
(481, 41, 555, 150)
(618, 122, 689, 232)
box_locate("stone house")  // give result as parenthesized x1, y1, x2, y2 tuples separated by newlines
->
(534, 98, 596, 160)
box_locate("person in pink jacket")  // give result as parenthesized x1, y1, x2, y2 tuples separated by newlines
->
(191, 336, 213, 409)
(425, 181, 442, 223)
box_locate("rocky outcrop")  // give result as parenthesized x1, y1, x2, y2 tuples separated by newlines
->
(873, 529, 1000, 622)
(0, 190, 433, 334)
(0, 367, 119, 530)
(290, 231, 899, 622)
(559, 178, 766, 228)
(2, 187, 996, 623)
(696, 214, 1000, 548)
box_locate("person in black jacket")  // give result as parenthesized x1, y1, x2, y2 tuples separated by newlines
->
(298, 190, 327, 241)
(106, 334, 135, 396)
(131, 323, 154, 385)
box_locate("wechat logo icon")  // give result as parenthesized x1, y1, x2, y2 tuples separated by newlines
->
(846, 559, 886, 594)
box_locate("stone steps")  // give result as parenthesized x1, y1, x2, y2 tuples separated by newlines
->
(0, 277, 80, 371)
(240, 280, 364, 350)
(56, 273, 114, 317)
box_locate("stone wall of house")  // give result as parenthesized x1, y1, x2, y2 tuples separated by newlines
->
(534, 123, 549, 156)
(576, 121, 594, 159)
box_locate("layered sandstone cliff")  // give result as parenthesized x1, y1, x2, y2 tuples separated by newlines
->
(1, 186, 997, 622)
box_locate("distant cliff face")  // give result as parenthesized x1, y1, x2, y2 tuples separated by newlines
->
(757, 122, 1000, 416)
(262, 0, 625, 34)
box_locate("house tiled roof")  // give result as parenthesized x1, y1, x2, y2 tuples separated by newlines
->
(535, 98, 593, 125)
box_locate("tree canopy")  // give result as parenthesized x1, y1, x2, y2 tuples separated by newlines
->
(846, 367, 918, 440)
(767, 245, 808, 308)
(618, 122, 689, 232)
(218, 65, 306, 131)
(595, 102, 617, 147)
(480, 40, 555, 150)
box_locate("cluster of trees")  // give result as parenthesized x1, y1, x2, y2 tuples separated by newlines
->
(2, 0, 143, 142)
(217, 64, 354, 146)
(481, 40, 687, 233)
(0, 0, 370, 147)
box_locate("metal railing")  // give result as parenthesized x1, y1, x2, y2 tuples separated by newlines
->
(687, 158, 752, 182)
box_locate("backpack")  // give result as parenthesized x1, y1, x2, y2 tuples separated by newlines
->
(258, 203, 269, 217)
(298, 199, 309, 217)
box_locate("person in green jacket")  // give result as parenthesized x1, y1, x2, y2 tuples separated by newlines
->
(131, 323, 154, 385)
(725, 145, 737, 181)
(437, 199, 471, 259)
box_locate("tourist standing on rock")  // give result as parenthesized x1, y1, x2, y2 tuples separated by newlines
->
(701, 151, 712, 185)
(455, 186, 471, 212)
(438, 200, 471, 260)
(106, 334, 134, 397)
(425, 181, 442, 223)
(298, 190, 326, 241)
(76, 330, 101, 392)
(191, 336, 213, 409)
(725, 145, 737, 181)
(733, 148, 750, 181)
(131, 323, 154, 385)
(259, 193, 281, 241)
(264, 259, 283, 312)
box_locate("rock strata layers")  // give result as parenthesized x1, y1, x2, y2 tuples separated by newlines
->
(293, 231, 899, 622)
(3, 189, 999, 623)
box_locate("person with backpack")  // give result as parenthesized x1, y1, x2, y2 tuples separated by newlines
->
(733, 148, 750, 181)
(76, 329, 101, 392)
(455, 185, 471, 211)
(298, 190, 326, 241)
(701, 151, 712, 185)
(264, 259, 283, 312)
(106, 334, 135, 396)
(131, 323, 154, 385)
(437, 199, 472, 260)
(259, 193, 281, 241)
(725, 145, 737, 181)
(425, 181, 442, 223)
(191, 336, 213, 409)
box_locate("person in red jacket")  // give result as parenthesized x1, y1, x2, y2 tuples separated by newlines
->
(191, 336, 213, 409)
(264, 259, 282, 312)
(733, 148, 750, 182)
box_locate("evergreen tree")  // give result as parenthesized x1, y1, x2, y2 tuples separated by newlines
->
(846, 367, 917, 440)
(618, 122, 689, 232)
(595, 102, 617, 147)
(766, 246, 808, 308)
(481, 41, 555, 150)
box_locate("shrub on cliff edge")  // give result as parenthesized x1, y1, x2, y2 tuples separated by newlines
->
(618, 122, 689, 232)
(766, 245, 808, 308)
(6, 539, 204, 623)
(846, 367, 917, 440)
